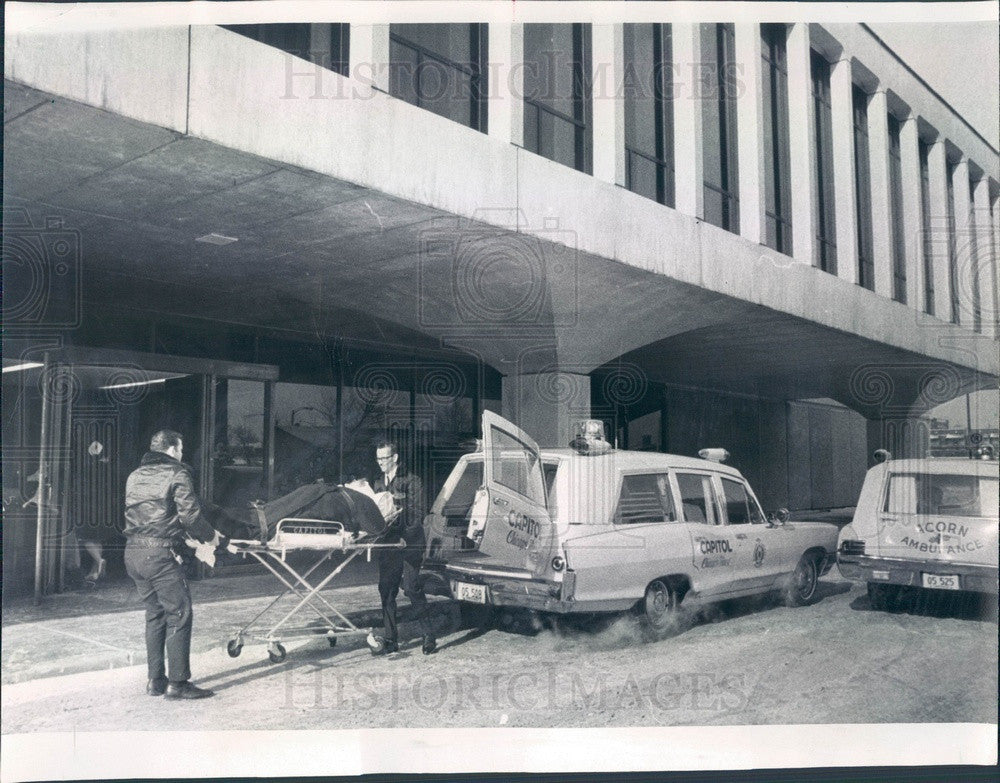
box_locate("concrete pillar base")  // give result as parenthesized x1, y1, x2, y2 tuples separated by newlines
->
(501, 372, 591, 447)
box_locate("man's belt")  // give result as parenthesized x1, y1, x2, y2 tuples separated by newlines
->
(126, 536, 174, 548)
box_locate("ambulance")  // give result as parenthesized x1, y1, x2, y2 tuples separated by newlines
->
(421, 411, 839, 632)
(837, 452, 999, 610)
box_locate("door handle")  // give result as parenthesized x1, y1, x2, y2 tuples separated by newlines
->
(735, 534, 747, 540)
(493, 497, 509, 507)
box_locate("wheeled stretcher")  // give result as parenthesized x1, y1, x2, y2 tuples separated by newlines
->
(224, 516, 403, 663)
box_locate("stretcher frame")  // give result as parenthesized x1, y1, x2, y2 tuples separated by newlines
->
(224, 518, 404, 663)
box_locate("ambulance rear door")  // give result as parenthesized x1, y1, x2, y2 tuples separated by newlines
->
(468, 411, 556, 577)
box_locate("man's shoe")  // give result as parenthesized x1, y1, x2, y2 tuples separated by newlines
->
(146, 677, 168, 696)
(164, 681, 215, 700)
(421, 637, 438, 655)
(367, 635, 399, 656)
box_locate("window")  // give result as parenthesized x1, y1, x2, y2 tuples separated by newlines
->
(623, 24, 674, 207)
(524, 23, 593, 173)
(761, 24, 792, 255)
(969, 180, 982, 333)
(441, 461, 483, 527)
(888, 115, 907, 303)
(810, 51, 837, 272)
(389, 24, 488, 132)
(488, 425, 546, 505)
(721, 478, 765, 525)
(224, 23, 349, 76)
(918, 140, 935, 315)
(614, 473, 677, 525)
(702, 24, 739, 232)
(213, 379, 266, 508)
(884, 473, 999, 518)
(676, 473, 719, 525)
(946, 159, 959, 324)
(853, 85, 875, 290)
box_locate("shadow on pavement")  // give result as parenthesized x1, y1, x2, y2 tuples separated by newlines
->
(849, 587, 998, 622)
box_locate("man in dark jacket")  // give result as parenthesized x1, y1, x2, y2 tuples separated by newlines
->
(124, 429, 219, 699)
(369, 438, 436, 655)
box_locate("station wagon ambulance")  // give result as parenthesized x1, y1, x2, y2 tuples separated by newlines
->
(837, 454, 999, 610)
(422, 412, 839, 631)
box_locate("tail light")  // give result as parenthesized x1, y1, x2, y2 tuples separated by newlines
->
(839, 539, 866, 556)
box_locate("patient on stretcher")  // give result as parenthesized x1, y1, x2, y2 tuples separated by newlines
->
(207, 480, 398, 546)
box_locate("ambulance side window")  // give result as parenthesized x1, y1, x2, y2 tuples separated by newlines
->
(614, 473, 677, 525)
(676, 473, 718, 525)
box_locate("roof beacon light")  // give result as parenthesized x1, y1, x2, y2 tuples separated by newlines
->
(570, 419, 612, 455)
(698, 448, 730, 463)
(873, 449, 892, 463)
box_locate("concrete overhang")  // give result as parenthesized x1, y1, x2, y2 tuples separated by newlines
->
(4, 25, 997, 415)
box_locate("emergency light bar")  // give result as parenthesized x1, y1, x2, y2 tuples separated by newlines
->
(698, 448, 730, 463)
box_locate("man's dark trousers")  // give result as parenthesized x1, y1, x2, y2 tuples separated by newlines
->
(124, 541, 193, 683)
(377, 547, 432, 645)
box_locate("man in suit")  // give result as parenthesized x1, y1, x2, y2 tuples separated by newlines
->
(370, 437, 436, 655)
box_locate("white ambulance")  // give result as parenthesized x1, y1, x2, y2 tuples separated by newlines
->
(422, 412, 839, 631)
(837, 454, 999, 610)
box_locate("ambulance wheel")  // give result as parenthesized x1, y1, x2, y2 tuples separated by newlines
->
(867, 582, 901, 612)
(783, 554, 819, 607)
(268, 643, 287, 663)
(643, 579, 681, 634)
(226, 639, 243, 658)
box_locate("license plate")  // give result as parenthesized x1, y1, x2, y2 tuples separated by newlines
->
(453, 581, 487, 604)
(922, 573, 960, 590)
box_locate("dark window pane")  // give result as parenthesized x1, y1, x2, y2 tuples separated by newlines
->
(919, 141, 935, 315)
(524, 23, 592, 173)
(701, 24, 739, 232)
(627, 152, 659, 202)
(811, 51, 837, 273)
(388, 24, 486, 132)
(722, 478, 750, 525)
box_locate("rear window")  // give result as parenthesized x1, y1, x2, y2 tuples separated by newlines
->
(488, 425, 546, 506)
(441, 461, 483, 521)
(884, 472, 1000, 518)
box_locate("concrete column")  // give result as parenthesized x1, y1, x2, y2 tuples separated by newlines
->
(488, 22, 524, 147)
(501, 372, 591, 447)
(786, 23, 818, 267)
(866, 90, 893, 298)
(865, 417, 929, 464)
(830, 58, 859, 284)
(899, 116, 925, 312)
(971, 177, 998, 338)
(349, 24, 390, 93)
(927, 141, 953, 319)
(734, 23, 766, 246)
(672, 23, 704, 219)
(951, 157, 973, 327)
(591, 24, 626, 186)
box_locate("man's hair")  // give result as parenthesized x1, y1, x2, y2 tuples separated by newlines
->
(373, 437, 398, 457)
(150, 429, 183, 452)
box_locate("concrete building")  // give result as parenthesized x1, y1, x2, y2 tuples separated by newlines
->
(3, 17, 998, 597)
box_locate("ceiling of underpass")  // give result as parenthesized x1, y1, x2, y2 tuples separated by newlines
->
(4, 80, 994, 410)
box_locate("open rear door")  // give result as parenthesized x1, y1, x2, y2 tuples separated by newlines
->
(467, 411, 555, 576)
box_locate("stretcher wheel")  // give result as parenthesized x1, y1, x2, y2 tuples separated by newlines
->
(227, 639, 243, 658)
(268, 643, 287, 663)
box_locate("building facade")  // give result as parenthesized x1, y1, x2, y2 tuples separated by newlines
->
(4, 17, 998, 596)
